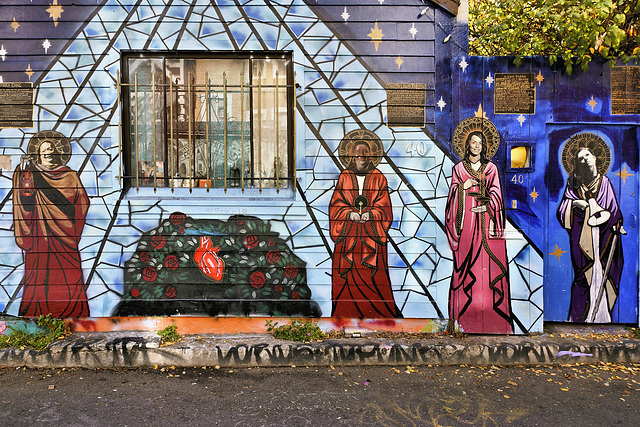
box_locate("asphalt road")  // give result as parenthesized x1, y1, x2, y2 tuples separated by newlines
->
(1, 363, 638, 426)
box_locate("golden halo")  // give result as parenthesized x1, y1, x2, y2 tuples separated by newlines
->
(452, 117, 500, 160)
(561, 132, 610, 176)
(337, 129, 384, 169)
(27, 130, 72, 166)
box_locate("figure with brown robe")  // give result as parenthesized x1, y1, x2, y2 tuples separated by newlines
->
(329, 129, 401, 318)
(13, 131, 90, 317)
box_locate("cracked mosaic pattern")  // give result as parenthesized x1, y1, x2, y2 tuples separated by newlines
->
(0, 0, 543, 333)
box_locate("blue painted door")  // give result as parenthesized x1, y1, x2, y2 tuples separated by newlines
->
(544, 125, 638, 323)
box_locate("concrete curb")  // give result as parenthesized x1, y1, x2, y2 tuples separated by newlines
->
(0, 333, 639, 369)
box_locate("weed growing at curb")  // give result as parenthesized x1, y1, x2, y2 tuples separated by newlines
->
(626, 327, 640, 339)
(446, 319, 465, 338)
(158, 324, 181, 344)
(266, 319, 326, 342)
(0, 315, 71, 351)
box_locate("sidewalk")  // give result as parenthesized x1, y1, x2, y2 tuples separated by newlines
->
(0, 323, 638, 369)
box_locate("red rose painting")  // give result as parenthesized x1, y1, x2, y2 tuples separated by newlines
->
(170, 212, 186, 226)
(150, 235, 165, 250)
(243, 235, 258, 250)
(266, 250, 281, 264)
(284, 265, 298, 278)
(250, 271, 265, 288)
(142, 266, 157, 282)
(164, 255, 179, 270)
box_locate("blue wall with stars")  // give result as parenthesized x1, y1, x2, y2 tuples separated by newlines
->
(446, 55, 639, 323)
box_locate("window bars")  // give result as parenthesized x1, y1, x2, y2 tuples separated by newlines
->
(117, 66, 293, 194)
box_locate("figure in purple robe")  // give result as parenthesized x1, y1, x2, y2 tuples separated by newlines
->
(557, 146, 623, 323)
(446, 131, 513, 334)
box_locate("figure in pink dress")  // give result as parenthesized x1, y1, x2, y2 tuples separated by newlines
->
(445, 119, 513, 334)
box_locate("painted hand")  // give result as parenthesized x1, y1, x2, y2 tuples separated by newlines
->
(463, 178, 477, 190)
(573, 199, 589, 211)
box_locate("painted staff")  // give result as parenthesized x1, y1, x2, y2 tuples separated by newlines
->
(589, 224, 626, 323)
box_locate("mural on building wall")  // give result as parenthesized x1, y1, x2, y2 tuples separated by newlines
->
(114, 213, 320, 317)
(0, 0, 546, 335)
(557, 133, 624, 323)
(0, 0, 637, 332)
(12, 131, 90, 318)
(329, 129, 401, 318)
(445, 118, 513, 334)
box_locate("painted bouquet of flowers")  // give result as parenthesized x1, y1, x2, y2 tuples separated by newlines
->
(114, 212, 320, 317)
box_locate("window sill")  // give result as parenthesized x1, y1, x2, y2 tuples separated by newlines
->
(123, 185, 296, 200)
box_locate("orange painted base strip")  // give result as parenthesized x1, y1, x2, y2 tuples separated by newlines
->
(68, 317, 448, 335)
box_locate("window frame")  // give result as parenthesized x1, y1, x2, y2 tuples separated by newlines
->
(507, 143, 535, 173)
(119, 50, 296, 195)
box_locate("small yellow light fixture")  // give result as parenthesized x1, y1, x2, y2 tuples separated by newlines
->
(511, 146, 530, 169)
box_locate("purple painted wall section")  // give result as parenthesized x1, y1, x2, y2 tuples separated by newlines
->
(447, 56, 639, 324)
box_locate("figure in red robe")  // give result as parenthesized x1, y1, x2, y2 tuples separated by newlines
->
(445, 130, 513, 334)
(329, 133, 401, 318)
(13, 131, 90, 318)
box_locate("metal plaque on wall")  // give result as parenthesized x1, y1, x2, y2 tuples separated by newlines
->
(611, 66, 640, 115)
(494, 73, 535, 115)
(0, 82, 34, 128)
(386, 83, 427, 127)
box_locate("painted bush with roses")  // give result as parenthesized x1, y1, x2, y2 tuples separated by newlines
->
(113, 212, 321, 317)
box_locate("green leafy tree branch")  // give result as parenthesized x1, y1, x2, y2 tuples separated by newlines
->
(469, 0, 640, 73)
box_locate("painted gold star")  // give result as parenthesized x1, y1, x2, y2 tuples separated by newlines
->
(47, 0, 64, 27)
(616, 164, 634, 185)
(11, 18, 20, 33)
(587, 95, 597, 111)
(25, 64, 34, 80)
(474, 103, 488, 119)
(530, 187, 539, 203)
(395, 56, 403, 69)
(535, 70, 544, 85)
(549, 244, 567, 261)
(368, 21, 384, 52)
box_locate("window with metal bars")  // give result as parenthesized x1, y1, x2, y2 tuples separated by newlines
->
(120, 51, 294, 194)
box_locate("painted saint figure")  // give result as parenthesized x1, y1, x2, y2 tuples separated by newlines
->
(445, 118, 513, 334)
(329, 129, 401, 318)
(13, 131, 90, 317)
(557, 133, 623, 323)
